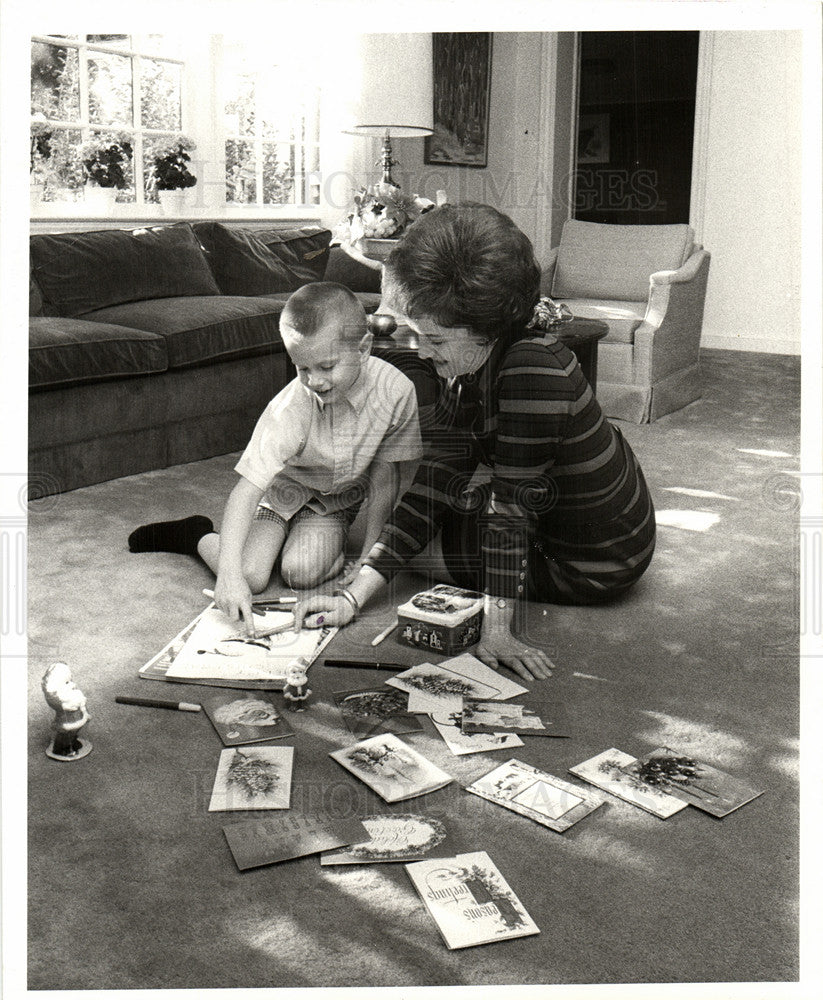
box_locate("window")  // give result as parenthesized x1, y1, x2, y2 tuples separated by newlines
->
(221, 41, 322, 208)
(30, 34, 331, 219)
(31, 34, 186, 205)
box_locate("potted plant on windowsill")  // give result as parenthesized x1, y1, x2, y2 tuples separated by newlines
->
(30, 114, 53, 209)
(150, 135, 197, 214)
(80, 134, 133, 213)
(80, 134, 132, 209)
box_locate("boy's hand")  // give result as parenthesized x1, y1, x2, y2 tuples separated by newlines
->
(214, 574, 256, 636)
(337, 559, 364, 588)
(291, 594, 356, 632)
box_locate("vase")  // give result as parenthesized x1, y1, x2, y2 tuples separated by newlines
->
(84, 184, 118, 214)
(157, 189, 189, 215)
(360, 237, 400, 263)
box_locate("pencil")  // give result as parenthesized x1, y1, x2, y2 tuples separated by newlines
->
(371, 620, 399, 647)
(116, 695, 201, 712)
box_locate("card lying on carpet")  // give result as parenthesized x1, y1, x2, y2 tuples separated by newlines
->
(320, 813, 454, 865)
(202, 692, 293, 745)
(568, 748, 688, 819)
(208, 746, 294, 811)
(405, 851, 540, 949)
(619, 747, 764, 817)
(387, 653, 528, 716)
(332, 687, 423, 738)
(461, 698, 569, 738)
(223, 812, 368, 870)
(139, 605, 336, 690)
(427, 711, 523, 757)
(465, 758, 602, 832)
(329, 733, 453, 803)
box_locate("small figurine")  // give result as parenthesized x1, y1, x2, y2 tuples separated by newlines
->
(41, 661, 92, 761)
(282, 657, 312, 712)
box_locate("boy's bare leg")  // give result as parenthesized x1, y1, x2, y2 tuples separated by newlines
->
(279, 511, 348, 590)
(197, 518, 288, 594)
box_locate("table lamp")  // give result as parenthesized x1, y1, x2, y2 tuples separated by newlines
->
(345, 33, 433, 188)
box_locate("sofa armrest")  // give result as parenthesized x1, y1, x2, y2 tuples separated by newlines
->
(324, 245, 382, 294)
(539, 247, 559, 296)
(634, 250, 711, 383)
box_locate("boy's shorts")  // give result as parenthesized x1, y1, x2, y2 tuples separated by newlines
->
(253, 501, 361, 531)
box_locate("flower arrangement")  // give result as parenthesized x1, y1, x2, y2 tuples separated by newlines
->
(332, 181, 437, 248)
(30, 114, 53, 182)
(80, 134, 133, 189)
(150, 135, 197, 192)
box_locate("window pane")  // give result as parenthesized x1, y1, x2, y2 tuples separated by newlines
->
(88, 51, 133, 126)
(87, 34, 131, 48)
(41, 127, 84, 201)
(226, 139, 256, 203)
(224, 74, 255, 136)
(31, 41, 80, 119)
(141, 59, 181, 130)
(262, 143, 295, 205)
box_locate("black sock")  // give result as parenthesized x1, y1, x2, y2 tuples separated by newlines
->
(128, 515, 214, 556)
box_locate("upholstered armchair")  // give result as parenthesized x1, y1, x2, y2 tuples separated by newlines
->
(541, 220, 711, 423)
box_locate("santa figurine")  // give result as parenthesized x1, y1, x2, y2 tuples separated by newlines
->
(41, 661, 92, 761)
(283, 657, 312, 712)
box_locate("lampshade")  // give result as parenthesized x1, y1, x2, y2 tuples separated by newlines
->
(344, 33, 433, 137)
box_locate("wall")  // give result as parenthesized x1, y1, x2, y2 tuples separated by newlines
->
(330, 30, 804, 357)
(329, 32, 574, 270)
(692, 31, 802, 354)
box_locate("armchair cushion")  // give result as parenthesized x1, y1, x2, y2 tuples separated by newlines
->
(552, 220, 694, 301)
(558, 298, 645, 344)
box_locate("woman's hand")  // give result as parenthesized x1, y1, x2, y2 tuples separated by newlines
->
(475, 623, 554, 682)
(291, 594, 356, 632)
(213, 573, 256, 636)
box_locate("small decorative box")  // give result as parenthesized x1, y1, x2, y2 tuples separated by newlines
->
(396, 585, 484, 655)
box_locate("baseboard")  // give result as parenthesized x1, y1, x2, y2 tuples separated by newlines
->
(700, 334, 800, 355)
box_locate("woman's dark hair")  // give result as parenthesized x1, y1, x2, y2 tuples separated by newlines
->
(383, 202, 541, 339)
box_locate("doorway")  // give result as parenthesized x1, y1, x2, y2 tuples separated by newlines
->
(573, 31, 700, 225)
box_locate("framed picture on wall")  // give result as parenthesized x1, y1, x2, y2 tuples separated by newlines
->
(424, 33, 493, 168)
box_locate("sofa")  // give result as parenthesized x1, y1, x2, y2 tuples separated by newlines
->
(28, 222, 381, 498)
(541, 220, 711, 423)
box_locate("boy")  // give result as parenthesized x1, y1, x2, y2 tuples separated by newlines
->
(129, 282, 422, 634)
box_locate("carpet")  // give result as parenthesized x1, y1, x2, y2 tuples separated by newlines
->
(26, 348, 800, 989)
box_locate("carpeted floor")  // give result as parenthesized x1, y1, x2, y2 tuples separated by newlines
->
(27, 347, 800, 989)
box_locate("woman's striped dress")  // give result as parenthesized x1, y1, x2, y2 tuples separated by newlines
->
(365, 334, 656, 605)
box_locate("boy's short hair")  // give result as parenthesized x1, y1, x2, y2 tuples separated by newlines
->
(383, 202, 541, 340)
(281, 282, 367, 343)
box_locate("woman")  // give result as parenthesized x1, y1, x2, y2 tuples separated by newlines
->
(295, 203, 656, 681)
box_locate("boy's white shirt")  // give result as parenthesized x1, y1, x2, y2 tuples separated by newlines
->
(234, 355, 422, 520)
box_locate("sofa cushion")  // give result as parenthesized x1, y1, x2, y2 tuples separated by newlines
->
(552, 221, 694, 302)
(557, 298, 646, 344)
(83, 295, 287, 369)
(30, 224, 220, 318)
(192, 223, 332, 296)
(30, 317, 168, 390)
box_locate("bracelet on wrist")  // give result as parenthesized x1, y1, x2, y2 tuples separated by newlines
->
(334, 588, 360, 618)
